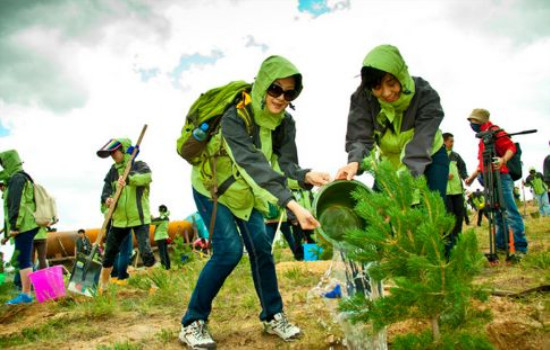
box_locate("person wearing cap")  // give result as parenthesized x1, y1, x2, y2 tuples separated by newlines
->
(336, 44, 449, 201)
(178, 55, 330, 349)
(524, 167, 550, 217)
(96, 138, 156, 290)
(151, 204, 171, 270)
(0, 150, 39, 305)
(464, 108, 528, 257)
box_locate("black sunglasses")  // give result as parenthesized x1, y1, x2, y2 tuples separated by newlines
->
(266, 83, 298, 102)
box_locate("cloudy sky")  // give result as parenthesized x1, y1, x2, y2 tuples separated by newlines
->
(1, 0, 549, 239)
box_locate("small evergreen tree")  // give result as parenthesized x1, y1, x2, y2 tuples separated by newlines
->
(339, 161, 493, 349)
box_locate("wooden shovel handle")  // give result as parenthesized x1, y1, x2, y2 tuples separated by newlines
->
(94, 124, 148, 245)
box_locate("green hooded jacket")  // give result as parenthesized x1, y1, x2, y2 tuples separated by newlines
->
(152, 210, 170, 241)
(525, 171, 548, 195)
(0, 150, 38, 234)
(191, 55, 311, 220)
(345, 45, 444, 177)
(100, 138, 152, 228)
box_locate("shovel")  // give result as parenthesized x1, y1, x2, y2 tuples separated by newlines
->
(68, 125, 148, 296)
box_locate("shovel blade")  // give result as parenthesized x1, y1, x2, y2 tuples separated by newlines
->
(68, 252, 102, 297)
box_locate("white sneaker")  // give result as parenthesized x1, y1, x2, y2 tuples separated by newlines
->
(263, 312, 301, 341)
(179, 320, 216, 349)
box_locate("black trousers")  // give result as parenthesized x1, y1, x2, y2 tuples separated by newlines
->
(156, 239, 171, 270)
(102, 224, 155, 268)
(446, 194, 465, 253)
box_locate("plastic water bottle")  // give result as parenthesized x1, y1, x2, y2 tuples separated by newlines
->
(192, 123, 209, 141)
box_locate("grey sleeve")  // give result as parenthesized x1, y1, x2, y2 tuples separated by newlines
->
(7, 173, 26, 230)
(402, 83, 444, 177)
(274, 116, 312, 190)
(456, 153, 468, 180)
(221, 108, 294, 207)
(345, 91, 376, 163)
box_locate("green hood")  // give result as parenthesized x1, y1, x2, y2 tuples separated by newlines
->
(250, 55, 303, 130)
(113, 138, 133, 172)
(362, 44, 415, 122)
(0, 149, 24, 181)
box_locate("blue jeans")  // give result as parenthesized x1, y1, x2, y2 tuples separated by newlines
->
(182, 189, 284, 324)
(534, 192, 550, 217)
(111, 233, 133, 280)
(14, 227, 40, 269)
(495, 174, 528, 253)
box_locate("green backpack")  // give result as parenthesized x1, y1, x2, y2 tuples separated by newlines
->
(177, 81, 252, 165)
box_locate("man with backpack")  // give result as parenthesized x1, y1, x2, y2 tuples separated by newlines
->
(0, 150, 40, 304)
(524, 167, 550, 217)
(177, 55, 330, 349)
(96, 138, 156, 290)
(464, 109, 528, 257)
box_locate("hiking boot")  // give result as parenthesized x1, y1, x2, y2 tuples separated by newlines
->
(179, 320, 216, 349)
(263, 312, 301, 341)
(5, 293, 33, 305)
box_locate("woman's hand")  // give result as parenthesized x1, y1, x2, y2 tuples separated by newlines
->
(305, 171, 331, 187)
(286, 200, 320, 230)
(335, 162, 359, 180)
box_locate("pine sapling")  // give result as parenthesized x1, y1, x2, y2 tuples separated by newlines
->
(339, 161, 493, 349)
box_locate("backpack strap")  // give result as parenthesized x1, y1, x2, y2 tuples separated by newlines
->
(203, 92, 255, 249)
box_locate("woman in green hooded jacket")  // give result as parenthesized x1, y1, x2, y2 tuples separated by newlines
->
(336, 45, 449, 198)
(0, 149, 40, 305)
(179, 56, 330, 349)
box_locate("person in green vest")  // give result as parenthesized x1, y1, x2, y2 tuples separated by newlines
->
(96, 138, 156, 290)
(152, 204, 171, 270)
(179, 55, 330, 349)
(524, 167, 550, 217)
(336, 44, 449, 200)
(469, 189, 488, 227)
(442, 133, 468, 254)
(32, 226, 48, 270)
(0, 150, 39, 305)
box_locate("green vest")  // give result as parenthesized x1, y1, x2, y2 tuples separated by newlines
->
(446, 150, 463, 195)
(152, 213, 170, 241)
(531, 176, 547, 195)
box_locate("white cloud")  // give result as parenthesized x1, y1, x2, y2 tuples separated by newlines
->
(1, 0, 549, 243)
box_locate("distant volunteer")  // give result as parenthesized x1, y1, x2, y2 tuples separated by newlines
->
(178, 55, 330, 349)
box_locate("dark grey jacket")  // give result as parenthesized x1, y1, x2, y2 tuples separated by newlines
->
(345, 76, 444, 177)
(221, 105, 311, 207)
